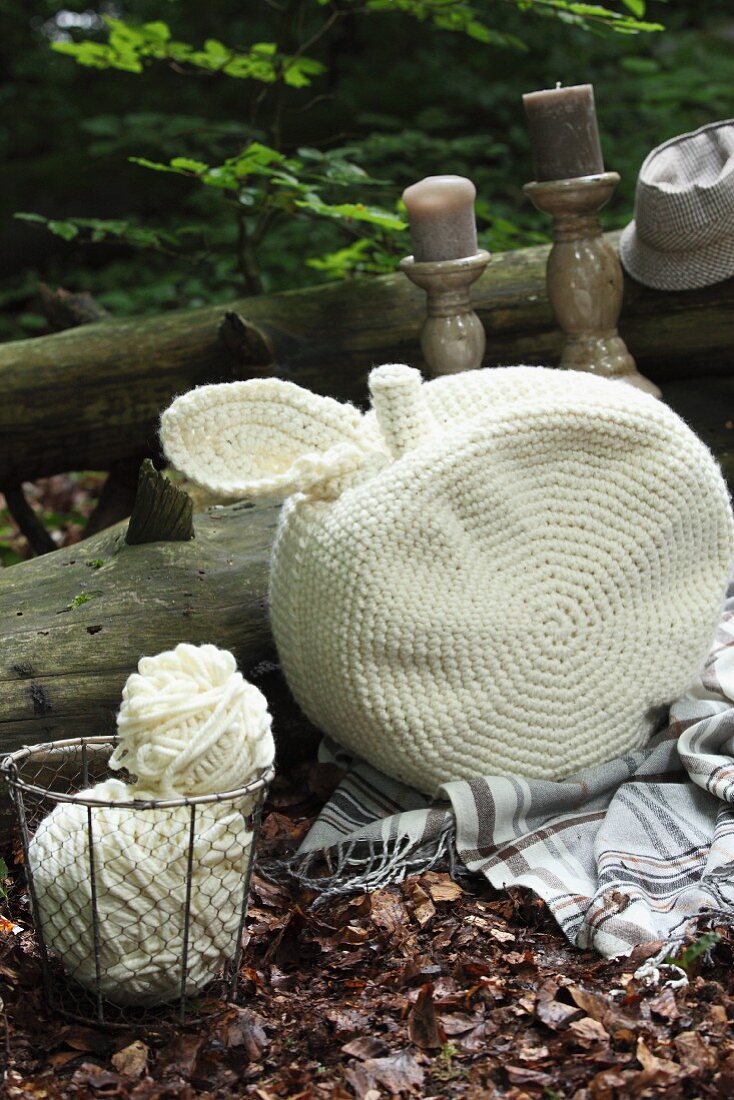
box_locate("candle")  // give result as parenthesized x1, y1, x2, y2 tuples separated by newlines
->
(402, 175, 478, 262)
(523, 83, 604, 182)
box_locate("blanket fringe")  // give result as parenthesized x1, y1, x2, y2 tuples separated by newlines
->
(264, 819, 456, 906)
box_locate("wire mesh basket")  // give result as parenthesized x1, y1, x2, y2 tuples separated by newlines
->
(1, 736, 274, 1026)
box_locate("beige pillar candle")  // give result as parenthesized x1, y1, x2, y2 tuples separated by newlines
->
(402, 175, 478, 262)
(523, 83, 604, 182)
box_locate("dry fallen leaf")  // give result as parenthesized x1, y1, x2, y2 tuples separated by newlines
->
(506, 1064, 554, 1087)
(490, 927, 516, 944)
(635, 1037, 686, 1084)
(674, 1030, 716, 1072)
(568, 984, 617, 1029)
(408, 983, 445, 1050)
(403, 880, 436, 928)
(356, 1050, 425, 1094)
(535, 997, 582, 1030)
(341, 1036, 390, 1060)
(111, 1040, 148, 1078)
(422, 871, 463, 903)
(568, 1016, 609, 1046)
(369, 888, 411, 933)
(648, 986, 681, 1021)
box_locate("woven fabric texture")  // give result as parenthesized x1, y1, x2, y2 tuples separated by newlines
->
(28, 644, 275, 1005)
(161, 365, 734, 796)
(620, 118, 734, 290)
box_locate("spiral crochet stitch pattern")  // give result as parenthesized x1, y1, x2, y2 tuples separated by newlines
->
(162, 365, 734, 796)
(28, 644, 274, 1005)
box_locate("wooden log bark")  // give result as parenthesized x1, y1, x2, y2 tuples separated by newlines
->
(1, 233, 733, 484)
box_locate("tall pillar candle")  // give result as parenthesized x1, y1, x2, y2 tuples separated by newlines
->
(402, 175, 478, 262)
(523, 84, 604, 182)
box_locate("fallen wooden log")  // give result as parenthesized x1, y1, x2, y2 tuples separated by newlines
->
(1, 233, 733, 484)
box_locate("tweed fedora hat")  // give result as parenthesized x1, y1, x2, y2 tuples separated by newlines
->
(619, 119, 734, 291)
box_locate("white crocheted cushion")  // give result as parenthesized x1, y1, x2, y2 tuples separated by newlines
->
(162, 366, 734, 795)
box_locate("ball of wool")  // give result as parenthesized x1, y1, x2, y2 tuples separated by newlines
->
(161, 365, 734, 796)
(28, 645, 274, 1005)
(109, 642, 273, 797)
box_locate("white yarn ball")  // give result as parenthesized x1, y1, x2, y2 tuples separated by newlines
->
(28, 645, 275, 1005)
(109, 642, 273, 797)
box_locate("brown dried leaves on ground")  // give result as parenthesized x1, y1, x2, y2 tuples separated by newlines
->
(1, 759, 734, 1099)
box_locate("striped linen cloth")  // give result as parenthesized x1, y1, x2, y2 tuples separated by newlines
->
(294, 586, 734, 958)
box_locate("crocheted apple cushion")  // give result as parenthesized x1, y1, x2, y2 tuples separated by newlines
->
(161, 365, 734, 795)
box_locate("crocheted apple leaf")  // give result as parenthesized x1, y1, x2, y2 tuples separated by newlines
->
(160, 378, 369, 500)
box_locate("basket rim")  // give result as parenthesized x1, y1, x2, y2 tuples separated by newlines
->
(0, 734, 275, 809)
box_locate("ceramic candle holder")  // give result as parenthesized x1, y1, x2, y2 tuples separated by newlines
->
(523, 172, 660, 397)
(400, 249, 491, 377)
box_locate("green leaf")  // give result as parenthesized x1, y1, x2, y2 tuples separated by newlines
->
(14, 212, 46, 225)
(307, 238, 398, 278)
(282, 56, 328, 88)
(67, 592, 93, 610)
(129, 155, 183, 174)
(0, 856, 8, 899)
(201, 38, 231, 65)
(621, 0, 645, 14)
(170, 157, 210, 174)
(665, 932, 720, 972)
(307, 238, 373, 277)
(51, 20, 325, 84)
(47, 220, 80, 241)
(52, 40, 142, 73)
(296, 198, 407, 230)
(620, 55, 659, 73)
(14, 212, 186, 254)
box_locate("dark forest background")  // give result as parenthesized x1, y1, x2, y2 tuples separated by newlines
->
(2, 1, 732, 345)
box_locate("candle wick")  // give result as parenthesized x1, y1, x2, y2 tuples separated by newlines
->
(555, 80, 562, 89)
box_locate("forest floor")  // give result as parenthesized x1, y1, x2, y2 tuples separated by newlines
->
(1, 756, 734, 1100)
(2, 480, 734, 1099)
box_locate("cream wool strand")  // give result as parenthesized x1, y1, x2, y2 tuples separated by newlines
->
(28, 644, 274, 1005)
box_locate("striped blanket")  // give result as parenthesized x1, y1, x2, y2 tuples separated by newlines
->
(295, 585, 734, 958)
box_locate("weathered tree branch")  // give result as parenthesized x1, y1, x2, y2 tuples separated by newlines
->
(0, 234, 732, 486)
(125, 460, 194, 545)
(37, 283, 110, 331)
(0, 483, 56, 556)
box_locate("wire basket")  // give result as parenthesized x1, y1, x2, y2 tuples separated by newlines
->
(1, 736, 274, 1027)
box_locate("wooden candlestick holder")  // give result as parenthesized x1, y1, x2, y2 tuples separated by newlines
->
(523, 172, 660, 397)
(399, 249, 490, 376)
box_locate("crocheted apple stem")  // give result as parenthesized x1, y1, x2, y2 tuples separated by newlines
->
(369, 364, 438, 459)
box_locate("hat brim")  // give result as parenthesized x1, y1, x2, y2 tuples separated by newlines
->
(619, 220, 734, 291)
